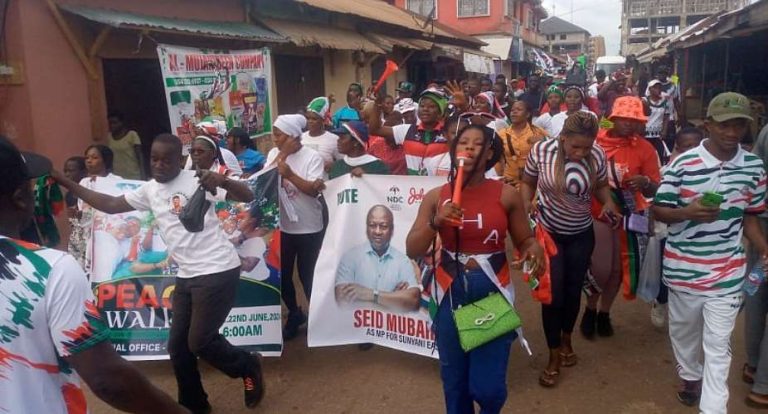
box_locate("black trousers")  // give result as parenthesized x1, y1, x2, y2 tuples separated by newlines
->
(168, 267, 255, 411)
(542, 227, 596, 349)
(281, 231, 324, 314)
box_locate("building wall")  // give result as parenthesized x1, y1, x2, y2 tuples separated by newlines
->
(393, 0, 544, 47)
(543, 32, 589, 56)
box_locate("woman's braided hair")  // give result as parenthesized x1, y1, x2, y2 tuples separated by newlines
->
(554, 111, 600, 192)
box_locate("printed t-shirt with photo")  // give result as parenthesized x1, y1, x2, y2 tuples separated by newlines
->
(266, 146, 325, 234)
(124, 169, 241, 278)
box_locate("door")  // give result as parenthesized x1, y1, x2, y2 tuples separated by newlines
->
(274, 55, 325, 115)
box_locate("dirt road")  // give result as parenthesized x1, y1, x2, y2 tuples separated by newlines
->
(87, 277, 764, 414)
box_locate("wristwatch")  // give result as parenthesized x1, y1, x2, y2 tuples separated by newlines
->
(373, 290, 380, 305)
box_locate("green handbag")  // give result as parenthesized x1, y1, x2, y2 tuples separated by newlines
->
(452, 292, 522, 352)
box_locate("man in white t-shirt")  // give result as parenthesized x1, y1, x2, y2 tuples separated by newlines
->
(267, 114, 326, 340)
(0, 136, 187, 414)
(53, 133, 265, 413)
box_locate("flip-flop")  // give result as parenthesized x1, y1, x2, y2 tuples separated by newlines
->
(539, 369, 560, 388)
(746, 392, 768, 408)
(560, 352, 578, 367)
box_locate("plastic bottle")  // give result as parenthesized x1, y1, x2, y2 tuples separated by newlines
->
(744, 266, 765, 296)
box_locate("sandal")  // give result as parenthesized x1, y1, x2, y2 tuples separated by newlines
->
(560, 352, 578, 367)
(744, 363, 756, 384)
(539, 369, 560, 387)
(747, 391, 768, 408)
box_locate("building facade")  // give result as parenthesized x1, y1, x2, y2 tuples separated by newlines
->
(393, 0, 549, 77)
(589, 35, 607, 65)
(620, 0, 749, 55)
(540, 16, 591, 62)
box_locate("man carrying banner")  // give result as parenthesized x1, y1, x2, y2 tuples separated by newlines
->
(52, 133, 265, 413)
(335, 204, 420, 312)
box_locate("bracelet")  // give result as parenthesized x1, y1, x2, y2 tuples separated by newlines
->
(428, 215, 440, 231)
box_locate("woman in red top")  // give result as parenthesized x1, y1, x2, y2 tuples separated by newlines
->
(581, 96, 661, 338)
(407, 124, 544, 414)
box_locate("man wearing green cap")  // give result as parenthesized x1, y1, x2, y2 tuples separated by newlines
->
(396, 81, 414, 103)
(653, 92, 768, 412)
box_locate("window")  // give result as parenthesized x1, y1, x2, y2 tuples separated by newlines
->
(527, 8, 536, 28)
(458, 0, 490, 17)
(506, 0, 517, 18)
(406, 0, 436, 18)
(560, 34, 567, 40)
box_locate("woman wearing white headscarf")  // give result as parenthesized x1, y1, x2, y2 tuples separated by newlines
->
(186, 135, 242, 178)
(266, 114, 326, 340)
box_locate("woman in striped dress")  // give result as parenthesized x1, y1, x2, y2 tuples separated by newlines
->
(521, 112, 621, 387)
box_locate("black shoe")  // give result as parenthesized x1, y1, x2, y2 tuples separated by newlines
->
(358, 343, 374, 351)
(596, 312, 614, 337)
(282, 309, 307, 341)
(243, 353, 265, 408)
(580, 308, 597, 339)
(676, 379, 701, 407)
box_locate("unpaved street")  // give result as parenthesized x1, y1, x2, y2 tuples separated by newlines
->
(87, 276, 764, 414)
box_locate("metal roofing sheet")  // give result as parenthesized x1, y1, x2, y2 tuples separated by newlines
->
(294, 0, 465, 41)
(60, 4, 285, 42)
(259, 18, 384, 53)
(364, 33, 434, 51)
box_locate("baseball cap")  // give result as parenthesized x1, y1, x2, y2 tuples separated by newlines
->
(647, 79, 663, 89)
(707, 92, 753, 123)
(396, 81, 414, 93)
(0, 135, 51, 195)
(331, 121, 369, 147)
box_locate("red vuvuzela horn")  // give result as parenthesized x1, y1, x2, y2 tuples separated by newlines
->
(447, 152, 470, 227)
(373, 59, 399, 94)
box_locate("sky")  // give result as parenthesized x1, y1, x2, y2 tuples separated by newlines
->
(545, 0, 623, 55)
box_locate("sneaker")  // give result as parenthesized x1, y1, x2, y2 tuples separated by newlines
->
(596, 312, 614, 337)
(282, 308, 307, 341)
(580, 308, 597, 339)
(677, 379, 702, 407)
(243, 354, 265, 408)
(651, 302, 667, 328)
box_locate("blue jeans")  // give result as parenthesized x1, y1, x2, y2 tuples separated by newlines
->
(435, 268, 517, 414)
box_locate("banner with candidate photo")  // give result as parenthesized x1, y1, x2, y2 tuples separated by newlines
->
(88, 168, 282, 360)
(308, 174, 444, 358)
(157, 44, 273, 154)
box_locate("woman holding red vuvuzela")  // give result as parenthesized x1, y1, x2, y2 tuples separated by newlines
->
(407, 124, 544, 414)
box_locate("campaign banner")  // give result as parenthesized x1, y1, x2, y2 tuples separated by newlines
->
(308, 175, 445, 358)
(157, 44, 273, 154)
(88, 168, 282, 360)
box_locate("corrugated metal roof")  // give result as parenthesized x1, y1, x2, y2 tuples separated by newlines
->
(60, 5, 285, 42)
(364, 33, 434, 51)
(293, 0, 478, 44)
(539, 16, 590, 35)
(259, 18, 384, 53)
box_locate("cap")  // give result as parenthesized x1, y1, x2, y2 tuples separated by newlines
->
(647, 79, 663, 89)
(396, 81, 414, 93)
(707, 92, 753, 123)
(0, 135, 51, 197)
(332, 121, 370, 147)
(394, 98, 417, 114)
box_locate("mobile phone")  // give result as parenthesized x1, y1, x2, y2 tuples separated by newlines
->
(700, 191, 724, 208)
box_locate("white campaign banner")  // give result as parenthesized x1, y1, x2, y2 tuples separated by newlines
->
(308, 174, 445, 358)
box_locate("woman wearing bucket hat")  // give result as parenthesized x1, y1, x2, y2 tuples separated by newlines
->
(328, 121, 389, 179)
(580, 96, 661, 339)
(367, 87, 451, 176)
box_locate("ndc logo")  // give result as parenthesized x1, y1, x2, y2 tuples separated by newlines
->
(387, 186, 404, 211)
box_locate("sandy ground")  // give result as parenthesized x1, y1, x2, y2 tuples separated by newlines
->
(86, 273, 766, 414)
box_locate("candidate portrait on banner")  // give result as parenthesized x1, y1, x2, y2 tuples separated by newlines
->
(334, 205, 420, 312)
